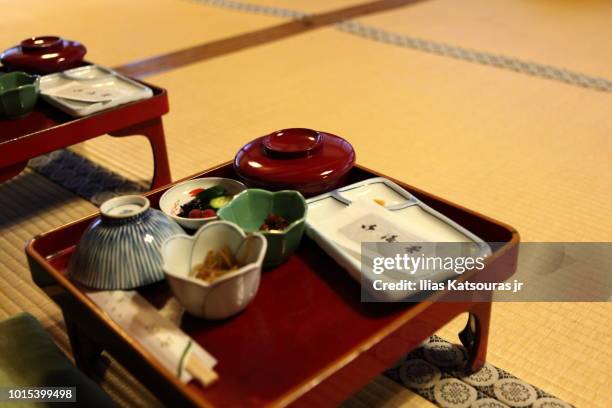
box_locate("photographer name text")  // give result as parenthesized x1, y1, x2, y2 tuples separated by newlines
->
(372, 279, 524, 292)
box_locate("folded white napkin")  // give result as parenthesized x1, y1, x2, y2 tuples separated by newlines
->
(87, 290, 217, 383)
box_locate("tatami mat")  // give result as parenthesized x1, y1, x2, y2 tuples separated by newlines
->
(354, 0, 612, 79)
(1, 1, 610, 407)
(0, 0, 283, 67)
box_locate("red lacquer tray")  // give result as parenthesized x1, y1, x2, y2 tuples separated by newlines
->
(26, 163, 519, 408)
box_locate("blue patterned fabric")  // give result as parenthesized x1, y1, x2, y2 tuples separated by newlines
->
(29, 149, 145, 206)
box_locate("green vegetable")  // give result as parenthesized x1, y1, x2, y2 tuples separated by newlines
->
(210, 195, 232, 209)
(196, 185, 227, 203)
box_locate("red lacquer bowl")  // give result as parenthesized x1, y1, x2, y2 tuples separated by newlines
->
(234, 128, 356, 196)
(1, 36, 87, 74)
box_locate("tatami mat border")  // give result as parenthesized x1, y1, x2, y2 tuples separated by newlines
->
(115, 0, 427, 77)
(180, 0, 612, 92)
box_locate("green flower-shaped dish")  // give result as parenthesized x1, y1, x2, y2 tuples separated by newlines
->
(0, 71, 39, 118)
(218, 189, 307, 267)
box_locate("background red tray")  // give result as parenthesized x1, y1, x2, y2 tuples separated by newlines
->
(1, 63, 171, 188)
(26, 163, 519, 408)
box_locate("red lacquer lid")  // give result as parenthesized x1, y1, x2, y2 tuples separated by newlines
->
(234, 128, 356, 195)
(1, 36, 87, 74)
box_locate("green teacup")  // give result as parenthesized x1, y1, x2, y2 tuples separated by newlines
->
(0, 71, 39, 118)
(218, 189, 307, 267)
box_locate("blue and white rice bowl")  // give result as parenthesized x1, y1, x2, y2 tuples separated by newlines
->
(68, 195, 183, 289)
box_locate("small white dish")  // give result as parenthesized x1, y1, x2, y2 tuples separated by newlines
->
(39, 65, 153, 117)
(159, 177, 246, 230)
(162, 221, 267, 319)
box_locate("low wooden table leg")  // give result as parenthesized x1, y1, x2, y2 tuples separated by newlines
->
(64, 313, 104, 377)
(139, 117, 172, 189)
(459, 301, 492, 373)
(109, 117, 172, 189)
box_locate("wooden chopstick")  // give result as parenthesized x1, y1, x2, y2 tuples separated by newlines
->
(186, 354, 219, 387)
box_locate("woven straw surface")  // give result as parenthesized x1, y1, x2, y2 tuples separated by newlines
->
(0, 0, 283, 67)
(0, 2, 610, 407)
(355, 0, 612, 78)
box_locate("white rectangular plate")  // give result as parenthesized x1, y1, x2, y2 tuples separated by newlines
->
(40, 65, 153, 117)
(306, 177, 491, 301)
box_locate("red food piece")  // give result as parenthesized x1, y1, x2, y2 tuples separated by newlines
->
(260, 213, 289, 231)
(189, 187, 205, 196)
(202, 209, 216, 218)
(187, 208, 216, 219)
(188, 209, 205, 218)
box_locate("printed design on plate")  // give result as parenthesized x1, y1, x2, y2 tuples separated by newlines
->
(493, 379, 538, 407)
(383, 335, 575, 408)
(433, 378, 477, 408)
(339, 214, 419, 244)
